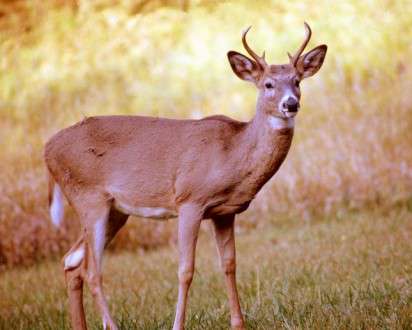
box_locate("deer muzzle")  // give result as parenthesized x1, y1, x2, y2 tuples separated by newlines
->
(283, 97, 299, 112)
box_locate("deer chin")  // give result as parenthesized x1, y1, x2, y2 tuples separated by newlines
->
(268, 114, 295, 129)
(281, 110, 298, 118)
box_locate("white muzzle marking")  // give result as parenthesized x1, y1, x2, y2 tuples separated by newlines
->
(278, 92, 299, 118)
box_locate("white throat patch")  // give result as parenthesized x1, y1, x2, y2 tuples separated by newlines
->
(268, 115, 295, 130)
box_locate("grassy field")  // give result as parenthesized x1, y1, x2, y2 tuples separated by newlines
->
(1, 207, 411, 329)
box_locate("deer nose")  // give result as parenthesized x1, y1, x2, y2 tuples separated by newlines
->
(283, 97, 299, 112)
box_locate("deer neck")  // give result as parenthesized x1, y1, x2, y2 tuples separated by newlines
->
(240, 104, 294, 191)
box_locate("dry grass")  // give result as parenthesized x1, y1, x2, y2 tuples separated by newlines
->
(0, 0, 411, 267)
(1, 207, 411, 329)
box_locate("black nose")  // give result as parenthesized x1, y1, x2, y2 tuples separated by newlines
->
(283, 97, 299, 112)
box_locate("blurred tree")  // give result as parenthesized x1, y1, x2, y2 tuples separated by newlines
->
(54, 0, 79, 10)
(130, 0, 190, 14)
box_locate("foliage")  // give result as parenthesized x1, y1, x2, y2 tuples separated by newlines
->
(0, 0, 411, 267)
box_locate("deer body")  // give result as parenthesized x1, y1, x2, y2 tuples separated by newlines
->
(45, 23, 326, 330)
(46, 113, 293, 220)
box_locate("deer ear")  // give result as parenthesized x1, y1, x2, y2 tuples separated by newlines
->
(296, 44, 327, 79)
(227, 51, 262, 83)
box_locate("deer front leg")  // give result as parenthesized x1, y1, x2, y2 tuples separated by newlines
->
(172, 204, 202, 330)
(212, 215, 245, 330)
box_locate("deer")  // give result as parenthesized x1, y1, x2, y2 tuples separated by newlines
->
(44, 22, 326, 330)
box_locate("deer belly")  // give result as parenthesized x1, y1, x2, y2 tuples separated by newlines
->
(113, 199, 177, 220)
(205, 200, 252, 217)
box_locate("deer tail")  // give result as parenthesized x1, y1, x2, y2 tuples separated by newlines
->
(48, 172, 65, 227)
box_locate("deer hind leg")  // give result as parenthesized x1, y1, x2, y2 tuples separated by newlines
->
(64, 236, 87, 330)
(212, 215, 245, 330)
(84, 205, 129, 330)
(65, 195, 128, 330)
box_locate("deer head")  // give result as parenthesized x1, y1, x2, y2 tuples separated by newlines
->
(228, 22, 327, 120)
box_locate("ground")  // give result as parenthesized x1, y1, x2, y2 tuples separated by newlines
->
(1, 207, 411, 329)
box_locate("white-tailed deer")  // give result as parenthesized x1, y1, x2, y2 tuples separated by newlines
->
(45, 23, 326, 330)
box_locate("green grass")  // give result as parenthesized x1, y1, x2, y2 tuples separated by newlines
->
(1, 207, 412, 329)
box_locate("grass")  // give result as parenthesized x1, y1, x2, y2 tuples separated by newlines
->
(1, 207, 412, 329)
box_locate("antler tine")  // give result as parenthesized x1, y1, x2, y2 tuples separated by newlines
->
(242, 26, 267, 69)
(289, 22, 312, 67)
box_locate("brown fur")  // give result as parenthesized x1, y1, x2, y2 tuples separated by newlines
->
(45, 114, 293, 217)
(44, 24, 326, 330)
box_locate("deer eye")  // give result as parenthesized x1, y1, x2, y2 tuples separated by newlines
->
(265, 82, 274, 89)
(294, 79, 300, 88)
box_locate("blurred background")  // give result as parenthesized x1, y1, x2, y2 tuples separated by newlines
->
(0, 0, 411, 268)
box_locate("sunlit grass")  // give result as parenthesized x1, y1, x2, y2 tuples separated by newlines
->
(1, 207, 411, 329)
(0, 0, 411, 266)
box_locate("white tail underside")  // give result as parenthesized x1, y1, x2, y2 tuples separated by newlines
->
(50, 183, 65, 227)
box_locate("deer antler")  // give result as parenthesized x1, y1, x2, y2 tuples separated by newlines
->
(242, 26, 267, 69)
(288, 22, 312, 67)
